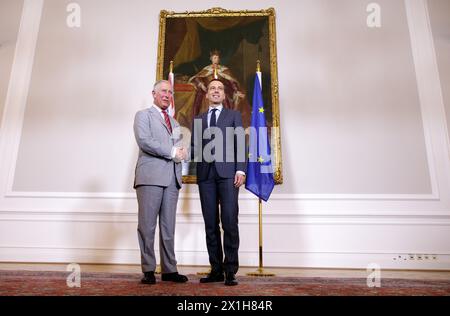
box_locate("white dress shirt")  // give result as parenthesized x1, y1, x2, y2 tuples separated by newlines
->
(207, 105, 223, 127)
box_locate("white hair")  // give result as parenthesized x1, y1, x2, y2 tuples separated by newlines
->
(153, 80, 171, 92)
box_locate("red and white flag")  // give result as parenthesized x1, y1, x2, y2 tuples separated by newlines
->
(168, 61, 175, 117)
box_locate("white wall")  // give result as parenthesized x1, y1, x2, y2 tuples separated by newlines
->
(0, 0, 23, 126)
(0, 0, 449, 270)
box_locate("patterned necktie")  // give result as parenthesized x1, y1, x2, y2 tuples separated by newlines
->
(162, 110, 172, 134)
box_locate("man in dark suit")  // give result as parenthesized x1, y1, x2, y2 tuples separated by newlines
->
(191, 79, 246, 286)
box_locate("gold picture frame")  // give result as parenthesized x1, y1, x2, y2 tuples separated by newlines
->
(156, 7, 283, 184)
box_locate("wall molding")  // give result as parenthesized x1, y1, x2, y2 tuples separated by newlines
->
(0, 0, 44, 203)
(406, 0, 450, 203)
(425, 1, 450, 164)
(1, 210, 450, 225)
(2, 191, 441, 200)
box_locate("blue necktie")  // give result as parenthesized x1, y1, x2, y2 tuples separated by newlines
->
(210, 108, 217, 127)
(210, 109, 217, 158)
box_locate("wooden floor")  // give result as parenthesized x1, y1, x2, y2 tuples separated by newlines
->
(1, 263, 449, 280)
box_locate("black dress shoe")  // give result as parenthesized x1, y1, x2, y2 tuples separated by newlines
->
(141, 271, 156, 284)
(200, 271, 225, 283)
(225, 272, 238, 286)
(161, 272, 188, 283)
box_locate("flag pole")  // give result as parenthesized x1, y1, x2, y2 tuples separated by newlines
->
(258, 198, 263, 269)
(247, 198, 274, 276)
(247, 60, 274, 277)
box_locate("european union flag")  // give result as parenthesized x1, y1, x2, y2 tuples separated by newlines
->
(245, 73, 275, 201)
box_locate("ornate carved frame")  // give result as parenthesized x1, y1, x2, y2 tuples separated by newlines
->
(156, 7, 283, 184)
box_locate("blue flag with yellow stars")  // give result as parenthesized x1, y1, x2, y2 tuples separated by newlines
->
(245, 73, 275, 201)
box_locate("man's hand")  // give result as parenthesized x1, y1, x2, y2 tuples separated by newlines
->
(175, 147, 187, 161)
(234, 173, 245, 188)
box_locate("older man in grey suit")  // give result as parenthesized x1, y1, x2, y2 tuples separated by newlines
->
(133, 80, 188, 284)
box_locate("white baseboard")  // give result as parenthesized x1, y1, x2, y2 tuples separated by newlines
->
(1, 246, 448, 270)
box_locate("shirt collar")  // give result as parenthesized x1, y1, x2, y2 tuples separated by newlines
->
(152, 103, 169, 114)
(209, 105, 223, 113)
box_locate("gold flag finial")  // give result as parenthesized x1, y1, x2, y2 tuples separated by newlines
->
(169, 61, 174, 73)
(213, 65, 218, 79)
(256, 60, 261, 72)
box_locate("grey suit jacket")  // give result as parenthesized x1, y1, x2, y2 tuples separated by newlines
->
(133, 106, 182, 188)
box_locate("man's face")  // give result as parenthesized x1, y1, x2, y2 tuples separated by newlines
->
(210, 54, 220, 65)
(206, 80, 225, 106)
(152, 81, 172, 110)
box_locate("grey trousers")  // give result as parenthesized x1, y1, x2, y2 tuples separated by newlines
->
(136, 175, 179, 273)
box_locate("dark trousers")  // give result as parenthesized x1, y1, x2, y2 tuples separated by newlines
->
(198, 164, 240, 274)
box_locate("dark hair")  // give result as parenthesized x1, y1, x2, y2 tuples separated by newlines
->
(207, 78, 224, 88)
(210, 49, 221, 57)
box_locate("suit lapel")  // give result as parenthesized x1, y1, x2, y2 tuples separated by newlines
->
(217, 107, 229, 128)
(202, 107, 228, 130)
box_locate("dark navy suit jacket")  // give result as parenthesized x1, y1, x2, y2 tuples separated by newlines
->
(191, 107, 246, 182)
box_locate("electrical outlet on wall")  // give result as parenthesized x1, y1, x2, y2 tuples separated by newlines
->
(393, 254, 438, 261)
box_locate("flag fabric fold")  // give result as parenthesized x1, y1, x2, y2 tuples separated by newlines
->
(168, 68, 176, 117)
(245, 73, 275, 201)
